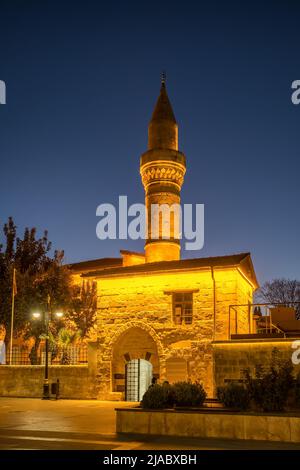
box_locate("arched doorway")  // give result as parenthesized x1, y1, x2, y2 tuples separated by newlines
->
(112, 326, 159, 400)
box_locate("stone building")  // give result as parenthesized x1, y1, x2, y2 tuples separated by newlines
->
(1, 80, 299, 402)
(70, 79, 259, 400)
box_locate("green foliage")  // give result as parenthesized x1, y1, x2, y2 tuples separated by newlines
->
(218, 349, 295, 413)
(243, 348, 294, 412)
(0, 217, 71, 340)
(0, 217, 98, 368)
(141, 381, 207, 409)
(68, 281, 97, 338)
(56, 328, 81, 364)
(141, 383, 175, 409)
(0, 217, 97, 356)
(217, 383, 251, 410)
(172, 381, 207, 407)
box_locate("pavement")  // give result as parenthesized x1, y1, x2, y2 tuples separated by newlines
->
(0, 398, 300, 450)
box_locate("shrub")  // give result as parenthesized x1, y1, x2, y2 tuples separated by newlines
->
(141, 381, 207, 409)
(141, 383, 175, 409)
(173, 381, 206, 407)
(243, 349, 294, 412)
(217, 383, 250, 410)
(294, 371, 300, 408)
(248, 373, 292, 412)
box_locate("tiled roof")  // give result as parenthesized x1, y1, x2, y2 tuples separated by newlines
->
(69, 257, 122, 272)
(81, 252, 258, 288)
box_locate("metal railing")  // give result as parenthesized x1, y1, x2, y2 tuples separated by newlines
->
(8, 345, 88, 365)
(228, 302, 300, 339)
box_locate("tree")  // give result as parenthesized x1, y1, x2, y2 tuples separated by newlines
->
(22, 255, 73, 364)
(257, 278, 300, 319)
(0, 217, 52, 338)
(0, 217, 98, 365)
(68, 281, 97, 339)
(0, 217, 72, 350)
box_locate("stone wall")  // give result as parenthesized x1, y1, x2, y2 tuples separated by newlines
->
(116, 408, 300, 443)
(0, 365, 97, 399)
(96, 270, 214, 398)
(95, 267, 254, 399)
(214, 269, 252, 339)
(213, 339, 300, 391)
(2, 340, 298, 401)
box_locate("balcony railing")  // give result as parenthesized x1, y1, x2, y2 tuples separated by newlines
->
(228, 302, 300, 340)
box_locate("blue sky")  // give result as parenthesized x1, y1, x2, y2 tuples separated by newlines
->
(0, 0, 299, 284)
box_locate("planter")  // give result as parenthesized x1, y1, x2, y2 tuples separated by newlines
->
(116, 407, 300, 443)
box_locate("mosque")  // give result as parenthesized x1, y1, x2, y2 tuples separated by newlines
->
(70, 78, 258, 400)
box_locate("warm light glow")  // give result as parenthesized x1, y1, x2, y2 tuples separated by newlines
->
(32, 312, 41, 319)
(55, 312, 64, 319)
(145, 241, 180, 263)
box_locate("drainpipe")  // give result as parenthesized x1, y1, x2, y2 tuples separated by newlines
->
(211, 267, 216, 341)
(211, 266, 217, 398)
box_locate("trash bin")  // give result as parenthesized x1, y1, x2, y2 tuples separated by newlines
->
(51, 379, 60, 399)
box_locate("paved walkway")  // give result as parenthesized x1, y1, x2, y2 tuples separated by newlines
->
(0, 398, 300, 450)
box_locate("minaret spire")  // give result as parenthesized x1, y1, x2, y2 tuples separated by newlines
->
(140, 78, 186, 263)
(148, 74, 177, 150)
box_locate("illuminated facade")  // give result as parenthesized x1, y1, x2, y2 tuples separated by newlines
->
(70, 81, 259, 399)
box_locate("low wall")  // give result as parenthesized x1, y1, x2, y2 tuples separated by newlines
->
(213, 339, 300, 390)
(116, 408, 300, 443)
(0, 365, 97, 399)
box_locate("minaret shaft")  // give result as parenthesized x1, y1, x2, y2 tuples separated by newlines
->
(140, 81, 186, 263)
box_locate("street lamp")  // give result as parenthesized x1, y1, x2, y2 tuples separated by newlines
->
(32, 297, 63, 400)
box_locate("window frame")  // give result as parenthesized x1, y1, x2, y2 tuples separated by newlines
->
(172, 291, 194, 326)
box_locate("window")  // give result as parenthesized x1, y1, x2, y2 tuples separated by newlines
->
(173, 292, 193, 325)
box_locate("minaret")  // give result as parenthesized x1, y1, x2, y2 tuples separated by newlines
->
(140, 75, 186, 263)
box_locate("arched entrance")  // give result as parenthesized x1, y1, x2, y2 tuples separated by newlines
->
(112, 326, 160, 400)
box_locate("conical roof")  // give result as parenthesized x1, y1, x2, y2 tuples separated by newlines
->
(150, 82, 177, 123)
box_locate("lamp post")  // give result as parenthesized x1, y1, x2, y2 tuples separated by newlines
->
(32, 295, 63, 400)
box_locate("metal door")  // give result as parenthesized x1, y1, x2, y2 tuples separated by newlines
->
(125, 359, 153, 401)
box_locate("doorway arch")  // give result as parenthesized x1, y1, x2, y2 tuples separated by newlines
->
(111, 325, 160, 399)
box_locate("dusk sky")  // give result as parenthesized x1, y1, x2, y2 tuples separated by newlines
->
(0, 0, 299, 285)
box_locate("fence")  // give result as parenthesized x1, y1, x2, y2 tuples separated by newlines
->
(9, 345, 88, 365)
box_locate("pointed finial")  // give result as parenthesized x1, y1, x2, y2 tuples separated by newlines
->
(161, 71, 166, 86)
